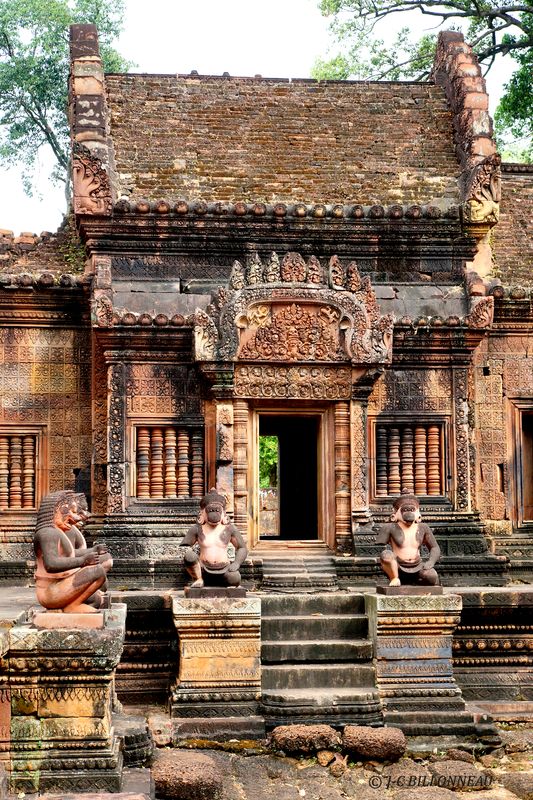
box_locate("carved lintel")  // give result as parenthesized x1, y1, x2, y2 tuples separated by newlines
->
(72, 142, 112, 216)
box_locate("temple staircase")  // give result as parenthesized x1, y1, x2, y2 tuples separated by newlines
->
(253, 541, 339, 592)
(260, 592, 382, 728)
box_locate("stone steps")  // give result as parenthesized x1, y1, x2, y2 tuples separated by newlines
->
(262, 663, 375, 689)
(262, 613, 368, 640)
(261, 593, 365, 615)
(385, 713, 478, 737)
(259, 592, 380, 728)
(258, 551, 339, 592)
(261, 638, 373, 662)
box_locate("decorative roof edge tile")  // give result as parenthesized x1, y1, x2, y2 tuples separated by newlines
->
(501, 163, 533, 175)
(0, 272, 88, 289)
(112, 199, 461, 221)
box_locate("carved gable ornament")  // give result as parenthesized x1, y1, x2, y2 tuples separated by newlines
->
(72, 142, 112, 216)
(194, 252, 393, 367)
(463, 154, 501, 227)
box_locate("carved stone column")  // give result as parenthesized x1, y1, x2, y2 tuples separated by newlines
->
(233, 400, 249, 537)
(350, 399, 371, 527)
(215, 402, 234, 513)
(107, 363, 126, 514)
(335, 401, 351, 552)
(453, 367, 472, 512)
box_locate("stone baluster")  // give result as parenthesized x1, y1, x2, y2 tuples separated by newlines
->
(0, 436, 9, 510)
(177, 428, 190, 497)
(22, 435, 35, 508)
(150, 427, 164, 499)
(401, 426, 415, 494)
(164, 427, 177, 498)
(414, 426, 428, 495)
(427, 425, 441, 495)
(9, 436, 22, 509)
(375, 426, 388, 496)
(136, 427, 151, 498)
(190, 429, 204, 498)
(387, 427, 401, 496)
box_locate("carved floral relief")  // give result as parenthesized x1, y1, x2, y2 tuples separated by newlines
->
(193, 252, 393, 368)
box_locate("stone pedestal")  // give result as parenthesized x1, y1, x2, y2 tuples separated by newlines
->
(366, 593, 479, 737)
(0, 603, 126, 793)
(171, 593, 264, 737)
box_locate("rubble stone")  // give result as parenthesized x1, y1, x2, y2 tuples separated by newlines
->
(270, 724, 341, 754)
(343, 726, 407, 761)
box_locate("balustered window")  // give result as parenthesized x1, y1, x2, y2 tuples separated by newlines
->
(0, 428, 44, 511)
(134, 425, 204, 500)
(372, 420, 447, 499)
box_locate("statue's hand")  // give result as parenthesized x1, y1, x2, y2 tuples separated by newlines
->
(227, 562, 240, 573)
(82, 551, 99, 566)
(95, 543, 109, 554)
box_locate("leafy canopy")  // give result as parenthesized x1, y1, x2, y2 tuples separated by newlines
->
(313, 1, 533, 160)
(259, 435, 279, 489)
(0, 0, 129, 195)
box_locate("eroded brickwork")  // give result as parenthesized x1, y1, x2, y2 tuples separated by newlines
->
(106, 76, 460, 205)
(492, 168, 533, 287)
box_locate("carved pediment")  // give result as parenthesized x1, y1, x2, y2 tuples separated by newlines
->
(194, 252, 393, 366)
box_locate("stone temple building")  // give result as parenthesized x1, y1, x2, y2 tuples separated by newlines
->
(0, 25, 532, 588)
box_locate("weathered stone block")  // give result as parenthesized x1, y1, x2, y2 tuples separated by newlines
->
(171, 594, 261, 724)
(0, 603, 126, 793)
(152, 750, 223, 800)
(365, 594, 481, 737)
(270, 724, 341, 754)
(342, 725, 406, 761)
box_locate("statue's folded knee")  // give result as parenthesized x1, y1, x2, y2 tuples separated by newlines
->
(380, 550, 396, 564)
(421, 568, 439, 586)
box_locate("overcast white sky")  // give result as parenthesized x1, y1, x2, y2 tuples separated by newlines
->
(0, 0, 512, 235)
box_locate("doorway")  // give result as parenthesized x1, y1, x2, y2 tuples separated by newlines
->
(258, 415, 319, 540)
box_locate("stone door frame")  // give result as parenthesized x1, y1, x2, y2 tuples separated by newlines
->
(248, 403, 336, 550)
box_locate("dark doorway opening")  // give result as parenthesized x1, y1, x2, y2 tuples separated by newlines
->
(259, 415, 318, 540)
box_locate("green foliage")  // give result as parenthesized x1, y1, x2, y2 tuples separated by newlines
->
(259, 435, 278, 489)
(57, 213, 86, 272)
(494, 38, 533, 159)
(313, 1, 533, 158)
(0, 0, 130, 196)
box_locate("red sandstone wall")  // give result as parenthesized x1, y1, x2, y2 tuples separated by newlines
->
(106, 76, 460, 206)
(0, 325, 91, 495)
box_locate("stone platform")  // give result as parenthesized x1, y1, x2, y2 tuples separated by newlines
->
(365, 592, 494, 739)
(170, 592, 263, 737)
(0, 601, 127, 794)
